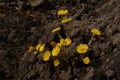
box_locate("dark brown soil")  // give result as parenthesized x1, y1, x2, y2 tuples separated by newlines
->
(0, 0, 120, 80)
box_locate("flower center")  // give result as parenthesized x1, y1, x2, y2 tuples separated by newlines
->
(63, 40, 67, 44)
(81, 47, 85, 51)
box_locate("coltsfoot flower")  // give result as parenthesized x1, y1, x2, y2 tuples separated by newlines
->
(52, 46, 60, 56)
(60, 38, 72, 46)
(35, 44, 45, 52)
(53, 59, 60, 67)
(76, 44, 89, 54)
(83, 57, 90, 64)
(91, 28, 101, 35)
(52, 27, 61, 33)
(61, 18, 72, 23)
(57, 9, 68, 16)
(43, 51, 51, 61)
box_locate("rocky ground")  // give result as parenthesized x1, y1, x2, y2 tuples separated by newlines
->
(0, 0, 120, 80)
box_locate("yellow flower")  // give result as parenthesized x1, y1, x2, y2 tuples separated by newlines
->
(76, 44, 89, 54)
(52, 46, 60, 56)
(60, 38, 72, 46)
(43, 51, 51, 61)
(35, 44, 45, 52)
(61, 18, 72, 23)
(83, 57, 90, 64)
(57, 9, 68, 16)
(91, 28, 101, 35)
(52, 27, 61, 33)
(53, 59, 60, 67)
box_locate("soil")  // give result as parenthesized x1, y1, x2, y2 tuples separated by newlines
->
(0, 0, 120, 80)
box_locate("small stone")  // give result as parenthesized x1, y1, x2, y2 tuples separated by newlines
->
(29, 0, 43, 7)
(105, 70, 114, 78)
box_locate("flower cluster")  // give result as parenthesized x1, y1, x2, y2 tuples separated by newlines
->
(28, 9, 101, 67)
(29, 9, 73, 67)
(28, 44, 45, 54)
(45, 9, 73, 67)
(50, 37, 72, 67)
(32, 44, 45, 54)
(35, 44, 45, 52)
(76, 28, 101, 64)
(57, 9, 72, 23)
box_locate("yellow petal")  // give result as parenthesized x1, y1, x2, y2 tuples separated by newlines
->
(61, 18, 72, 23)
(52, 27, 61, 33)
(57, 9, 68, 16)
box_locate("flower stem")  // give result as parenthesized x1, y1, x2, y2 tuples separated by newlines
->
(88, 35, 95, 45)
(57, 33, 62, 39)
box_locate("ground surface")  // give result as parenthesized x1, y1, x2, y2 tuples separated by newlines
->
(0, 0, 120, 80)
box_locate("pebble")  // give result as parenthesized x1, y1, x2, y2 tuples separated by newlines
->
(29, 0, 43, 7)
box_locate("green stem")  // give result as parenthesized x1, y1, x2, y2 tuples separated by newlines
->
(88, 35, 95, 45)
(57, 33, 62, 39)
